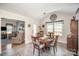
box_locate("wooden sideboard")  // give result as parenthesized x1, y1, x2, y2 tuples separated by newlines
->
(67, 16, 78, 55)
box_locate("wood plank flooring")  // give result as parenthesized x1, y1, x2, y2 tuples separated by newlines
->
(0, 42, 78, 56)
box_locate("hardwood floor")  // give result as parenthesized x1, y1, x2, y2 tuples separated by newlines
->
(0, 42, 78, 56)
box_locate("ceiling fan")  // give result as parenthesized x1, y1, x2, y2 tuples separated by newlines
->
(50, 13, 57, 21)
(43, 12, 57, 21)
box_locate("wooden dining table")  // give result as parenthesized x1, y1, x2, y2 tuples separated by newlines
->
(39, 36, 54, 47)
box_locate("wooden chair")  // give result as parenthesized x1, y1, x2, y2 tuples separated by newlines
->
(31, 36, 45, 56)
(48, 35, 59, 55)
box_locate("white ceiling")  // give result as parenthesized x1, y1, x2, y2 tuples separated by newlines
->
(0, 3, 79, 20)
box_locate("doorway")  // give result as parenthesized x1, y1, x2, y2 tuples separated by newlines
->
(1, 18, 25, 53)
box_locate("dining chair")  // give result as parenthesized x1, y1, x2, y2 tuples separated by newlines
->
(48, 35, 59, 55)
(31, 36, 45, 56)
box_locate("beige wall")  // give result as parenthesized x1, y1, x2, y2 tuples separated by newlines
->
(40, 11, 74, 44)
(0, 9, 39, 54)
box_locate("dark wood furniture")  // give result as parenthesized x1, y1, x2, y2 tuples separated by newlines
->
(67, 16, 78, 55)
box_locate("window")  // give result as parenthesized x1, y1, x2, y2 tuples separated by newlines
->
(47, 23, 53, 32)
(6, 24, 13, 34)
(46, 20, 63, 36)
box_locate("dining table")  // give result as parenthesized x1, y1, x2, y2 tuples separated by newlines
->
(39, 36, 54, 48)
